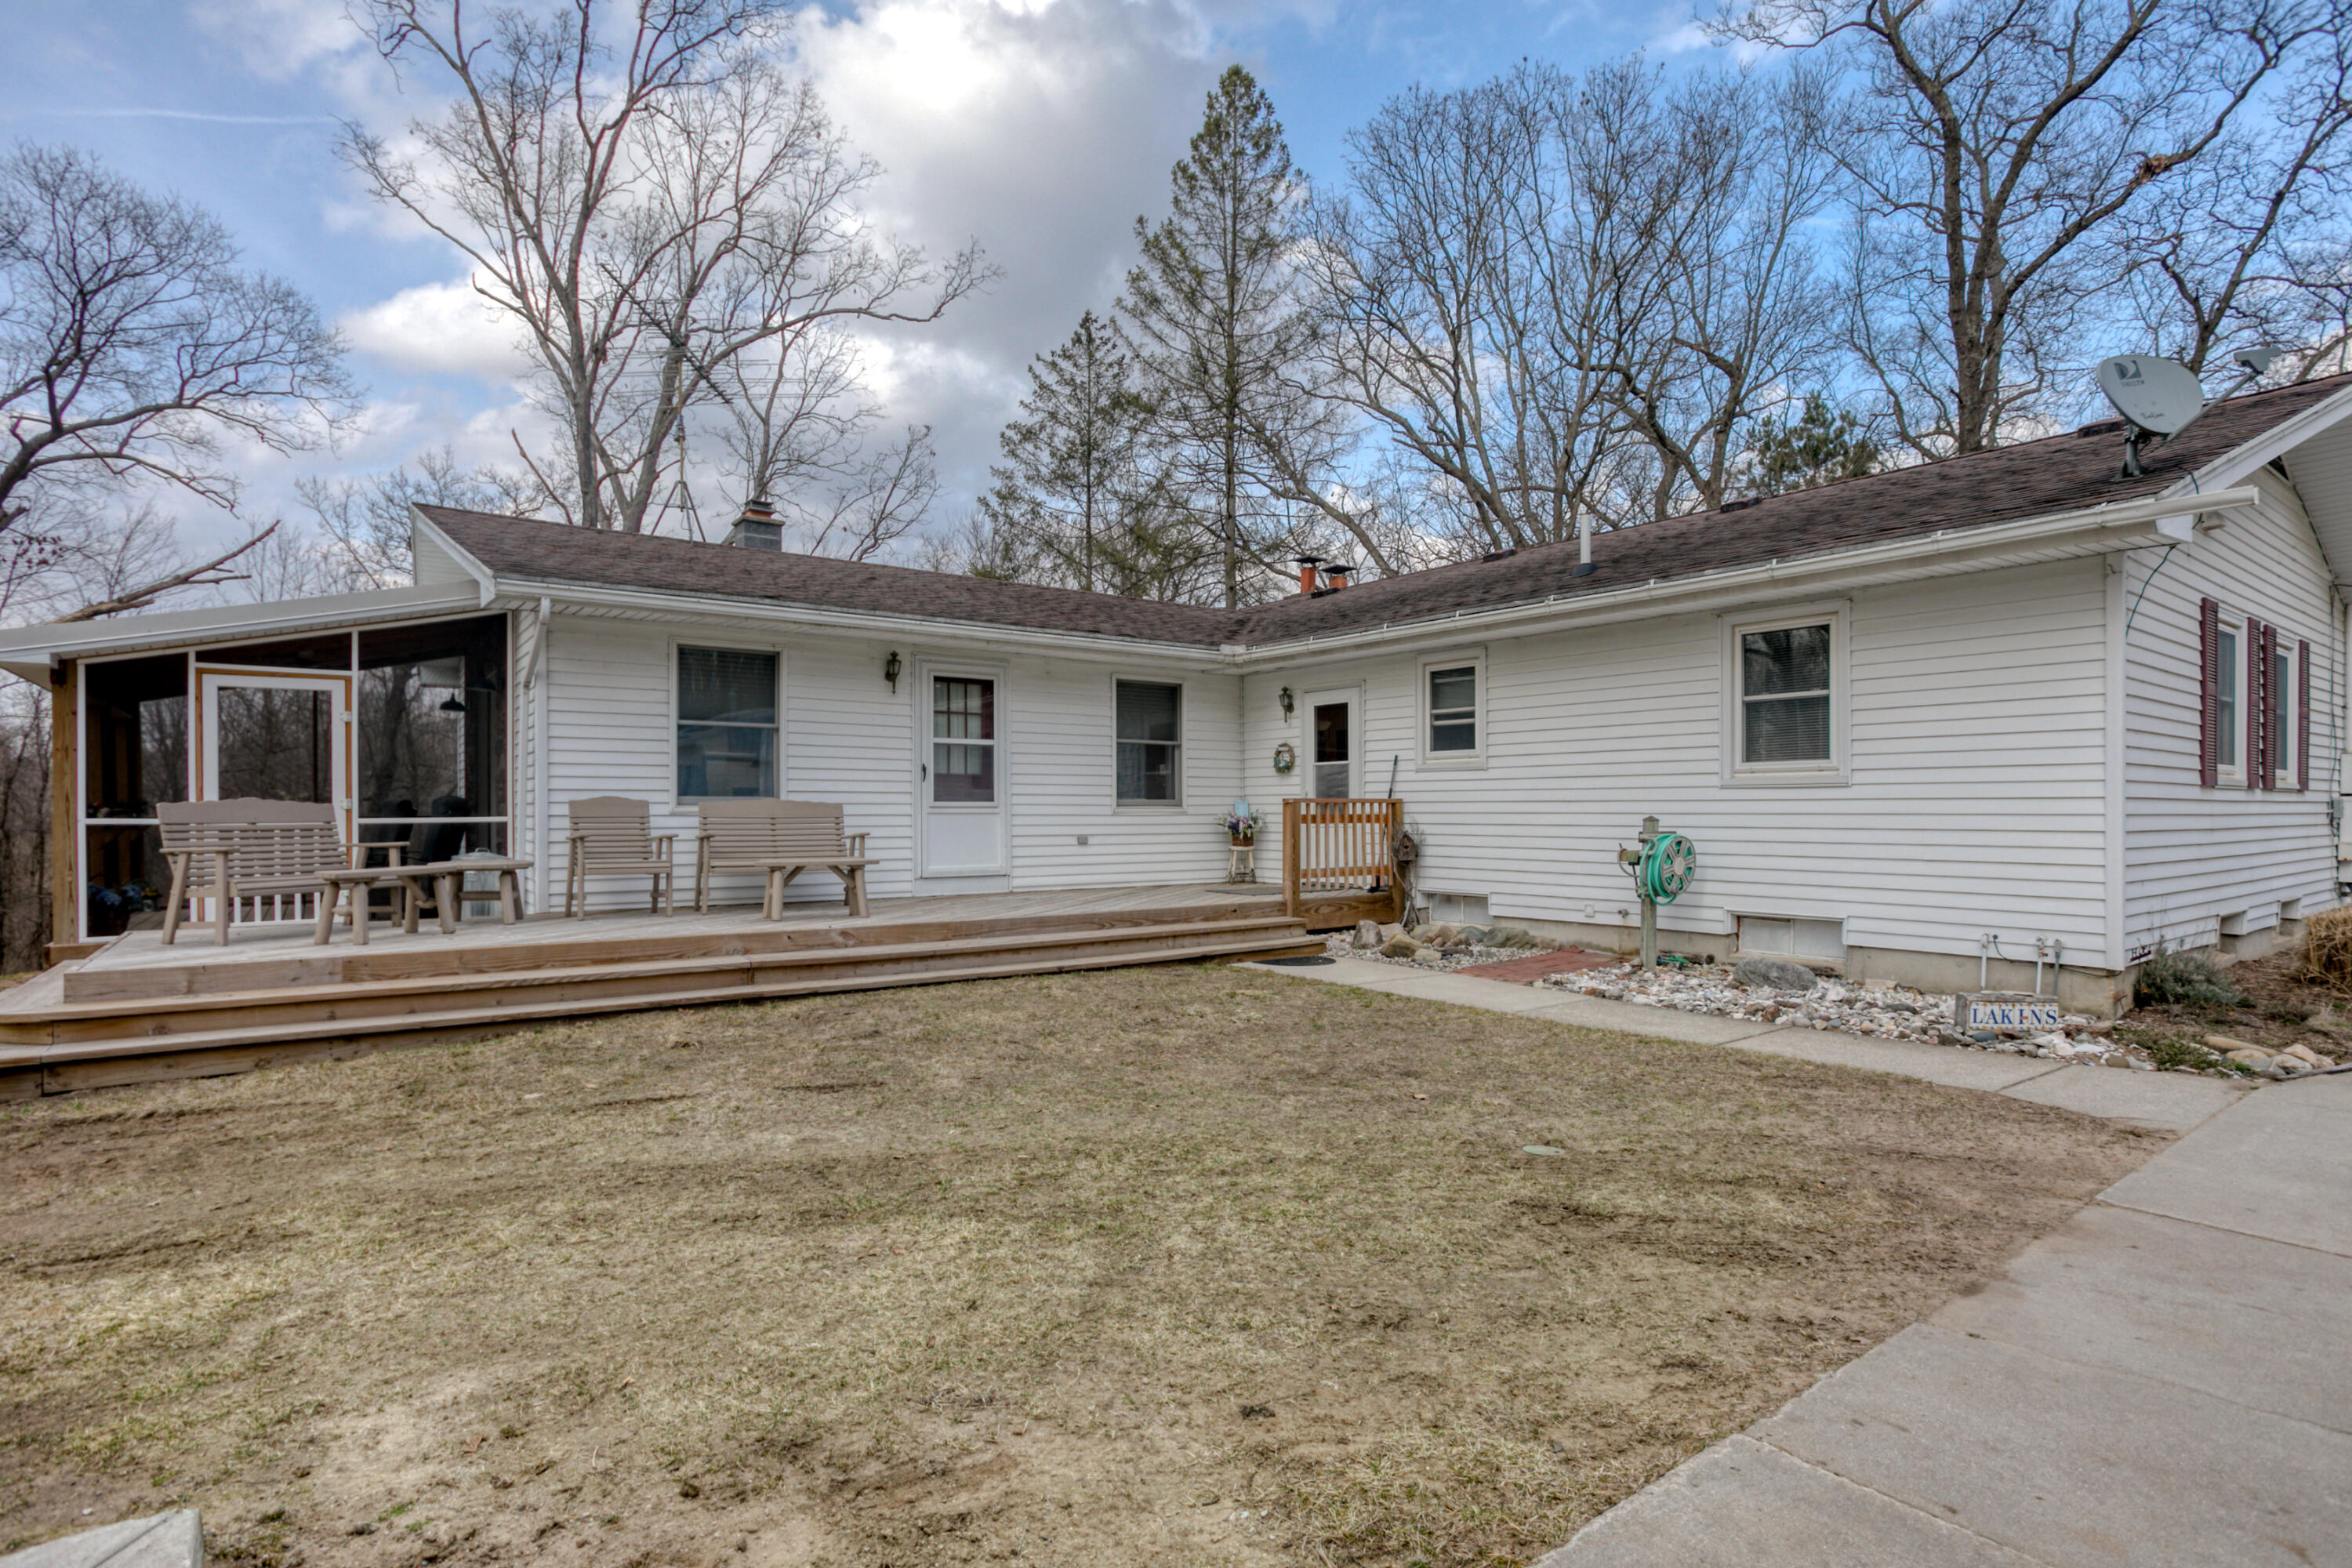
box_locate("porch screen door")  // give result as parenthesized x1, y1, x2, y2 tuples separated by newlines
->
(197, 669, 353, 918)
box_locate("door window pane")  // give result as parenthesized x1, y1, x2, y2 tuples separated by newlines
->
(1116, 681, 1181, 801)
(677, 646, 779, 798)
(216, 687, 333, 801)
(1313, 702, 1350, 797)
(1740, 624, 1832, 764)
(1428, 665, 1477, 753)
(933, 677, 996, 803)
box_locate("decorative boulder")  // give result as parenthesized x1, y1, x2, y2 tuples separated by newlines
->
(1353, 920, 1382, 949)
(1454, 924, 1494, 947)
(1379, 935, 1421, 960)
(1487, 925, 1539, 949)
(1417, 923, 1459, 949)
(1733, 956, 1818, 993)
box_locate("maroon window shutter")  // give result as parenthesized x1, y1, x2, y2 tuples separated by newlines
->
(2247, 617, 2267, 790)
(2299, 638, 2312, 791)
(2198, 597, 2219, 787)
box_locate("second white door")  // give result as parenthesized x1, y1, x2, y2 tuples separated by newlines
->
(919, 665, 1007, 877)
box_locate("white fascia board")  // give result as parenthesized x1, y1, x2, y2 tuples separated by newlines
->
(2181, 380, 2352, 494)
(1225, 486, 2259, 665)
(0, 581, 483, 681)
(408, 506, 499, 608)
(507, 578, 1229, 667)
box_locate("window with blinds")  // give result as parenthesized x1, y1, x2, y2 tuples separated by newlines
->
(677, 645, 779, 798)
(1115, 681, 1181, 802)
(1739, 622, 1832, 766)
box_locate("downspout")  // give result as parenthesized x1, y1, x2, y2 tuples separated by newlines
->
(533, 597, 551, 916)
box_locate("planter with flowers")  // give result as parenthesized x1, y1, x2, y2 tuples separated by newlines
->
(1221, 807, 1259, 846)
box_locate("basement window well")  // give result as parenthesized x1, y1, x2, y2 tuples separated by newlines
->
(1425, 892, 1490, 925)
(1737, 914, 1846, 964)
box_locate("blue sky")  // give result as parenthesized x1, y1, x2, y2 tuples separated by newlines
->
(5, 1, 1722, 555)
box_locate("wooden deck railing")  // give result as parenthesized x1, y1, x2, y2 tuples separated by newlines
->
(1282, 797, 1403, 927)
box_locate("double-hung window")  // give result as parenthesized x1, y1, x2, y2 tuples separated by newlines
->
(2212, 619, 2242, 783)
(1428, 664, 1478, 754)
(1737, 620, 1834, 768)
(1115, 680, 1181, 803)
(677, 646, 779, 799)
(2270, 641, 2295, 787)
(932, 677, 996, 803)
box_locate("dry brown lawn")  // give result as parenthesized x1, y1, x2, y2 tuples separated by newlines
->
(0, 964, 2161, 1567)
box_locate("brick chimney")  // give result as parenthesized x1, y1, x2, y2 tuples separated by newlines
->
(1323, 563, 1354, 590)
(726, 497, 783, 551)
(1293, 554, 1325, 594)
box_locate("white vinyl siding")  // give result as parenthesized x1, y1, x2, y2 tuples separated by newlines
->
(1248, 561, 2114, 969)
(540, 615, 1233, 912)
(2124, 469, 2341, 958)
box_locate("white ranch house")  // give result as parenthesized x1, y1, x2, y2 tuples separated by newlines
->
(12, 372, 2352, 1017)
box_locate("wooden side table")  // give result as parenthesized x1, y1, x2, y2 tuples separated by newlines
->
(1226, 841, 1257, 884)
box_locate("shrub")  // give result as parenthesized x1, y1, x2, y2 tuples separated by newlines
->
(2297, 907, 2352, 994)
(2132, 948, 2247, 1010)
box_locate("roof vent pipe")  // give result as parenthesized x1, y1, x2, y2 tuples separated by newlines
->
(727, 497, 783, 551)
(1574, 510, 1597, 577)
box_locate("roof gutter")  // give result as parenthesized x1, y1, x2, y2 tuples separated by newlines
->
(495, 577, 1229, 664)
(1222, 486, 2256, 663)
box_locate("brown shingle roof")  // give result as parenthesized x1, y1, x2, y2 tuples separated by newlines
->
(421, 373, 2350, 650)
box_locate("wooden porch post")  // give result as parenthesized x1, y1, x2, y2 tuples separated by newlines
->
(1281, 795, 1301, 919)
(47, 660, 77, 959)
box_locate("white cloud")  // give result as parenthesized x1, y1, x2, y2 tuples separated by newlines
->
(339, 278, 533, 382)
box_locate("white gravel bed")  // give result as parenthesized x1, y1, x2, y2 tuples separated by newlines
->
(1320, 931, 2165, 1072)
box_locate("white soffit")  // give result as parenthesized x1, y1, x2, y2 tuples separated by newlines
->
(2278, 416, 2352, 585)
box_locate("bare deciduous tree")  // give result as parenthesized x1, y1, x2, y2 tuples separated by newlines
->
(0, 142, 353, 539)
(297, 446, 544, 589)
(1729, 0, 2343, 453)
(343, 1, 984, 534)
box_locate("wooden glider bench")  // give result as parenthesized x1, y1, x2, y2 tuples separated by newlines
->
(158, 799, 397, 946)
(695, 799, 876, 920)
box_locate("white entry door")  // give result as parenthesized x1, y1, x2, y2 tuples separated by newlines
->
(918, 664, 1007, 877)
(1305, 688, 1356, 798)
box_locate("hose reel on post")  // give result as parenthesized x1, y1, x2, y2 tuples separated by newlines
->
(1617, 816, 1695, 968)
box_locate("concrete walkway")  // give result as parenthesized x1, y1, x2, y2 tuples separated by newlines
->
(1244, 956, 2248, 1129)
(1242, 957, 2347, 1566)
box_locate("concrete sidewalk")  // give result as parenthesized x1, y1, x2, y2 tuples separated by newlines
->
(1243, 956, 2248, 1129)
(1537, 1073, 2352, 1567)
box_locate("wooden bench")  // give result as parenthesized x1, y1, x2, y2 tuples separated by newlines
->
(695, 800, 875, 920)
(158, 800, 397, 946)
(565, 797, 676, 916)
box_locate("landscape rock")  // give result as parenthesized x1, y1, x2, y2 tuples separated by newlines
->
(1378, 935, 1420, 959)
(1487, 925, 1539, 949)
(1733, 956, 1817, 993)
(1411, 946, 1448, 967)
(2281, 1043, 2325, 1067)
(2269, 1053, 2314, 1077)
(1418, 924, 1459, 949)
(2226, 1049, 2274, 1069)
(1353, 920, 1382, 949)
(2205, 1034, 2270, 1055)
(1453, 924, 1494, 947)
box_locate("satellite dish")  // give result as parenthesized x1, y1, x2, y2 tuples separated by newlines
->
(2097, 355, 2205, 436)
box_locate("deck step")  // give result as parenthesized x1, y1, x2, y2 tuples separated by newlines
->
(0, 925, 1322, 1097)
(0, 916, 1319, 1069)
(56, 901, 1290, 1003)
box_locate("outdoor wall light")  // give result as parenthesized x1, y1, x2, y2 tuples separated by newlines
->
(884, 650, 902, 692)
(1279, 685, 1294, 717)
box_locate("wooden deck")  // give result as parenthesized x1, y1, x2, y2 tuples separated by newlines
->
(0, 884, 1314, 1098)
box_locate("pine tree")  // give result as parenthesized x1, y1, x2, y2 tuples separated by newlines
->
(978, 312, 1155, 593)
(1123, 66, 1315, 608)
(1744, 395, 1885, 496)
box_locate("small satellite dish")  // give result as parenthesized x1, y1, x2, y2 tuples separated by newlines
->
(2097, 355, 2205, 436)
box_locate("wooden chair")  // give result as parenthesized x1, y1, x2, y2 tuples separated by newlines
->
(565, 796, 676, 916)
(694, 799, 875, 919)
(158, 800, 395, 947)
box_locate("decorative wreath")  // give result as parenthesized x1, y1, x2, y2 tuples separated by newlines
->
(1272, 742, 1297, 774)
